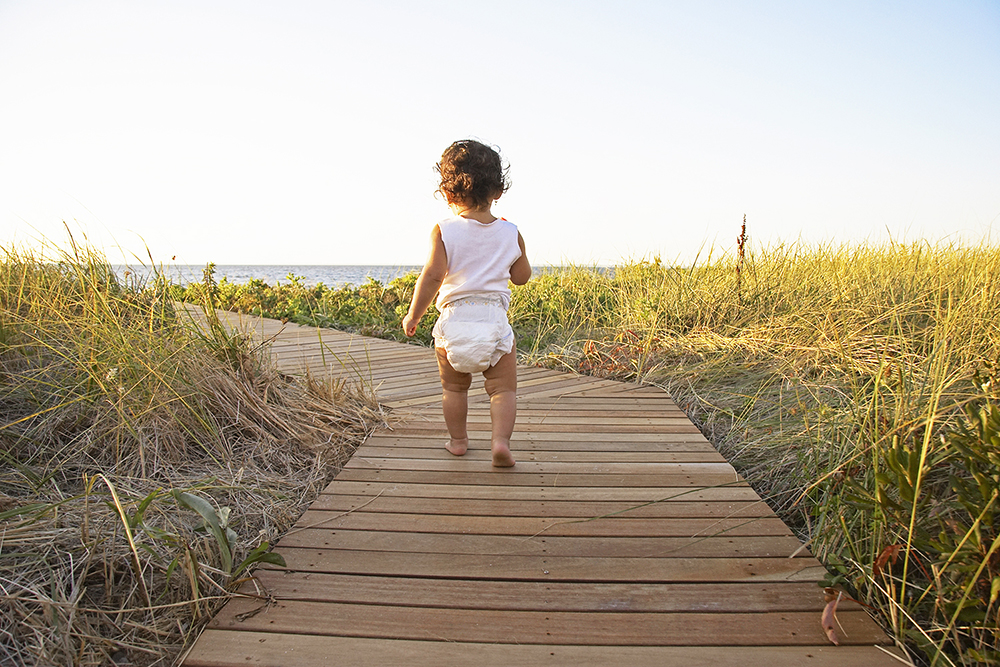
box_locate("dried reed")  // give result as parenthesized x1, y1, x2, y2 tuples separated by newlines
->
(0, 241, 383, 666)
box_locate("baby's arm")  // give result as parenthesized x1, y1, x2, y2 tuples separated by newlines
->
(509, 232, 531, 285)
(402, 225, 448, 337)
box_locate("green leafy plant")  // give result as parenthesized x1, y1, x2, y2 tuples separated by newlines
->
(172, 490, 286, 577)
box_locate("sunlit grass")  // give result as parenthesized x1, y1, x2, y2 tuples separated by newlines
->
(1, 239, 382, 665)
(509, 240, 1000, 666)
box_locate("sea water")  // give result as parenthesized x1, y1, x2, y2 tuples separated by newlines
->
(126, 265, 424, 288)
(118, 264, 607, 288)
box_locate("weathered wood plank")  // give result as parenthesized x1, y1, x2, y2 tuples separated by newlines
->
(331, 468, 745, 487)
(344, 458, 737, 475)
(320, 481, 760, 502)
(290, 510, 793, 537)
(306, 494, 773, 518)
(364, 431, 714, 443)
(206, 598, 887, 646)
(237, 571, 845, 612)
(185, 632, 905, 667)
(360, 445, 723, 460)
(361, 439, 720, 453)
(276, 528, 805, 558)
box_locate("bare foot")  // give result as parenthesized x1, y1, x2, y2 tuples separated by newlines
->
(445, 437, 468, 456)
(491, 441, 516, 468)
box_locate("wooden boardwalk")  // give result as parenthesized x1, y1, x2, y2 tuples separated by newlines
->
(183, 311, 905, 667)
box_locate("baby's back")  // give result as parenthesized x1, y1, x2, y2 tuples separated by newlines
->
(436, 217, 521, 309)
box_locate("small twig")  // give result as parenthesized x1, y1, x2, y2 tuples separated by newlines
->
(788, 537, 812, 558)
(284, 490, 385, 535)
(874, 644, 918, 666)
(522, 481, 750, 540)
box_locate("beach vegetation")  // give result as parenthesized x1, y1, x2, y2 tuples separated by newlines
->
(178, 238, 1000, 664)
(510, 240, 1000, 666)
(172, 267, 435, 344)
(0, 239, 381, 665)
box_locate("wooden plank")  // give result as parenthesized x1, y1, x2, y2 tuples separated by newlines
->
(398, 415, 696, 428)
(267, 548, 823, 582)
(343, 458, 736, 475)
(514, 379, 629, 399)
(355, 446, 726, 462)
(275, 529, 806, 558)
(283, 356, 434, 375)
(291, 510, 793, 537)
(512, 404, 687, 413)
(206, 599, 888, 646)
(306, 494, 773, 518)
(362, 431, 713, 443)
(515, 399, 688, 409)
(320, 481, 760, 502)
(266, 339, 417, 356)
(238, 571, 846, 612)
(382, 387, 445, 401)
(559, 386, 666, 398)
(531, 391, 677, 410)
(185, 632, 905, 667)
(332, 468, 746, 487)
(407, 415, 699, 426)
(269, 338, 424, 355)
(372, 365, 557, 389)
(385, 422, 703, 433)
(360, 438, 719, 453)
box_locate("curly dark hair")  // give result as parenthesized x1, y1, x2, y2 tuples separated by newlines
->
(436, 139, 510, 209)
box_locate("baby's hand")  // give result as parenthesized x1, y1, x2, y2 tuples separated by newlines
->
(402, 314, 418, 337)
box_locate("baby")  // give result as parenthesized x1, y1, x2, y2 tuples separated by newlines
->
(402, 139, 531, 467)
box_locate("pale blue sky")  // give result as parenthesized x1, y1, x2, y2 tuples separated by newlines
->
(1, 1, 998, 266)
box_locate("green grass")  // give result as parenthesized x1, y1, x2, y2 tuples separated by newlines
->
(513, 242, 1000, 665)
(517, 242, 1000, 666)
(172, 265, 434, 344)
(178, 239, 1000, 665)
(1, 240, 382, 665)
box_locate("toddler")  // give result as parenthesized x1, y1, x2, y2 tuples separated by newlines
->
(402, 139, 531, 467)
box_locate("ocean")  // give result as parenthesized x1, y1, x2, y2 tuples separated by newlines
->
(158, 265, 424, 288)
(119, 263, 606, 288)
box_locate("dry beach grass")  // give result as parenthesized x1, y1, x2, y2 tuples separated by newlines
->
(0, 240, 383, 665)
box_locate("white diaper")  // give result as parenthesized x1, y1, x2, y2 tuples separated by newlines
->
(432, 295, 515, 373)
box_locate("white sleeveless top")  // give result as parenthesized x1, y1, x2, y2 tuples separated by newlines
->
(435, 216, 522, 309)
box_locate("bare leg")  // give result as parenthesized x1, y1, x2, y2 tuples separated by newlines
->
(436, 348, 471, 456)
(484, 349, 518, 468)
(441, 388, 469, 455)
(488, 390, 516, 467)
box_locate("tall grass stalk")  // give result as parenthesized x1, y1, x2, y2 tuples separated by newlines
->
(1, 240, 382, 665)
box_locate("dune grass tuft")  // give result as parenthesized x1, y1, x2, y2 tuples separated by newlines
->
(1, 239, 382, 666)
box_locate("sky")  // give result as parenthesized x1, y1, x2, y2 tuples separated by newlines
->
(1, 1, 998, 267)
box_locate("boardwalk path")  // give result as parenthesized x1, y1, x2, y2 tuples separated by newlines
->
(183, 310, 904, 667)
